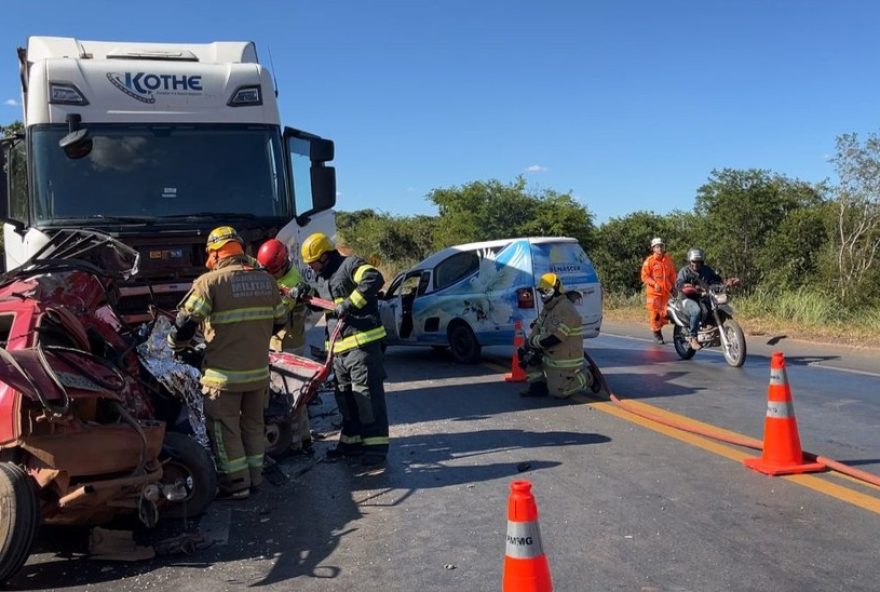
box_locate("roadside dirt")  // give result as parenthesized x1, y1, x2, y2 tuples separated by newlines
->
(604, 307, 880, 352)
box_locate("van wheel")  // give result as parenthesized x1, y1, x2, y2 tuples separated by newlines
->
(0, 462, 40, 583)
(448, 323, 481, 364)
(159, 433, 218, 520)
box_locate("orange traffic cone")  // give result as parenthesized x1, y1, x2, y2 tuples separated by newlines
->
(502, 480, 552, 592)
(744, 352, 824, 476)
(504, 320, 527, 383)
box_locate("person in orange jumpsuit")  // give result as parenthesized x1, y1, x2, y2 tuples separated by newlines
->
(640, 237, 677, 344)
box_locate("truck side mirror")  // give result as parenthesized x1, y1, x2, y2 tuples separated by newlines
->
(284, 127, 337, 223)
(59, 114, 93, 160)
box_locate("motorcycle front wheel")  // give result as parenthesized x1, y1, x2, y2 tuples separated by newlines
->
(721, 319, 747, 367)
(672, 325, 696, 360)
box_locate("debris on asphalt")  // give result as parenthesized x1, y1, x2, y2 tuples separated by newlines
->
(88, 528, 156, 562)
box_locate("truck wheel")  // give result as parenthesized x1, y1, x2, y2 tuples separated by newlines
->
(159, 433, 218, 520)
(448, 323, 481, 364)
(265, 420, 294, 459)
(0, 462, 40, 583)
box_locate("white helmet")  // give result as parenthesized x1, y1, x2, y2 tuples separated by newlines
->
(650, 237, 665, 248)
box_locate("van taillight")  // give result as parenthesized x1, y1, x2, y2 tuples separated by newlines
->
(517, 287, 535, 309)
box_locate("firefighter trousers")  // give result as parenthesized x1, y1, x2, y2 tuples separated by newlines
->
(527, 359, 591, 399)
(203, 386, 268, 494)
(333, 340, 389, 458)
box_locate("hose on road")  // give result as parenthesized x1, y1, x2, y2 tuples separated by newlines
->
(585, 353, 880, 490)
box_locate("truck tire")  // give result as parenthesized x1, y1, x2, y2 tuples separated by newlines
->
(0, 462, 40, 583)
(448, 322, 481, 364)
(159, 433, 218, 521)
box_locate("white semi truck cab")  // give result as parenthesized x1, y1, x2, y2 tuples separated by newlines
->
(0, 36, 337, 319)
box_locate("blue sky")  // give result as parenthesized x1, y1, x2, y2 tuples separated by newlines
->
(2, 1, 878, 223)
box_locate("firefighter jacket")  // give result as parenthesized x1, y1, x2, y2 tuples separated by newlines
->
(271, 265, 307, 352)
(182, 256, 287, 391)
(317, 251, 386, 354)
(641, 253, 676, 297)
(527, 293, 584, 371)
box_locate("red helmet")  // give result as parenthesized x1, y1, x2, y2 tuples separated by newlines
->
(257, 239, 289, 275)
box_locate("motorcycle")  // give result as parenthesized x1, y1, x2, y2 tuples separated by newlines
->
(0, 230, 217, 582)
(666, 281, 747, 367)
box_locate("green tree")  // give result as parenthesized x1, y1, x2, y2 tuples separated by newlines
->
(829, 132, 880, 304)
(428, 177, 594, 250)
(694, 169, 825, 288)
(0, 121, 23, 137)
(591, 210, 697, 295)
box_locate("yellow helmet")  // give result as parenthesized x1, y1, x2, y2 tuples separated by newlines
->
(301, 232, 334, 264)
(206, 226, 243, 252)
(537, 273, 563, 301)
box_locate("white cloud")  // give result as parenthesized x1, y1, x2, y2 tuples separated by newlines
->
(4, 99, 19, 107)
(336, 191, 343, 197)
(526, 164, 549, 173)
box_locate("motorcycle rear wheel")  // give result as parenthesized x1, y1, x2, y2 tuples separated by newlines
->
(0, 462, 40, 583)
(721, 319, 747, 367)
(672, 325, 696, 360)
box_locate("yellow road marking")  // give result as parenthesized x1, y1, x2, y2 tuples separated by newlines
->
(483, 360, 880, 514)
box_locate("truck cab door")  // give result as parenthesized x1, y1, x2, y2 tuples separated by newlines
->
(283, 127, 336, 223)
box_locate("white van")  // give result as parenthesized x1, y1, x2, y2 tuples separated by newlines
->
(378, 237, 603, 363)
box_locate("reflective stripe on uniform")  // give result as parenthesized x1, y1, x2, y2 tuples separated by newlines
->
(328, 326, 387, 353)
(544, 356, 584, 369)
(505, 520, 544, 559)
(246, 454, 263, 468)
(557, 323, 584, 337)
(561, 371, 588, 395)
(349, 289, 367, 308)
(353, 264, 377, 283)
(212, 420, 248, 474)
(340, 434, 363, 444)
(202, 367, 270, 388)
(363, 436, 390, 446)
(184, 294, 212, 318)
(333, 297, 345, 304)
(766, 401, 795, 418)
(210, 306, 277, 325)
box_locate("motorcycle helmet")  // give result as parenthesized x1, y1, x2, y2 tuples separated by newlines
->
(687, 248, 705, 262)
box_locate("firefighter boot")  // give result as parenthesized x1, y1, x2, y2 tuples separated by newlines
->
(519, 381, 549, 398)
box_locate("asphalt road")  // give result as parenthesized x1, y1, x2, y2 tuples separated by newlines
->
(10, 322, 880, 591)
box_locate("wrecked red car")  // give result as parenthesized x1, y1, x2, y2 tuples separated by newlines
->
(0, 230, 217, 582)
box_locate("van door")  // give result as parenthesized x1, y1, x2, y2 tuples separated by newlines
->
(531, 241, 603, 338)
(379, 270, 425, 343)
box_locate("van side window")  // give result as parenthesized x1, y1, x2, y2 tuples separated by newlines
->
(434, 251, 479, 290)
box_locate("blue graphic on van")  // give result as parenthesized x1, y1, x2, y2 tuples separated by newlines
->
(532, 243, 599, 286)
(107, 72, 204, 104)
(413, 240, 533, 333)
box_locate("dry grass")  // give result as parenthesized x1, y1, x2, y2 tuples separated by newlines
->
(605, 301, 880, 350)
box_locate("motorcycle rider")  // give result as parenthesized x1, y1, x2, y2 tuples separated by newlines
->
(169, 226, 287, 500)
(300, 232, 389, 467)
(675, 248, 725, 351)
(641, 237, 677, 344)
(257, 238, 313, 453)
(520, 273, 592, 398)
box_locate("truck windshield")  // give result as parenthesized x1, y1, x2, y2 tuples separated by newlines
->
(30, 124, 288, 223)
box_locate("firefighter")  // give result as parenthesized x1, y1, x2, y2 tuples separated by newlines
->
(169, 226, 287, 500)
(640, 237, 677, 344)
(520, 273, 591, 398)
(256, 238, 312, 452)
(300, 232, 389, 467)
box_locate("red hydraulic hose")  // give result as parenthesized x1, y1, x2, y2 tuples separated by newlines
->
(585, 356, 880, 490)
